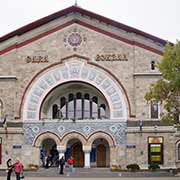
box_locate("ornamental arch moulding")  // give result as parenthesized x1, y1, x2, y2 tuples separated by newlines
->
(87, 131, 115, 147)
(33, 131, 61, 147)
(22, 56, 130, 121)
(61, 131, 87, 148)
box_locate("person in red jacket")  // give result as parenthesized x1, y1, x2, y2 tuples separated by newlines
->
(14, 158, 23, 180)
(67, 156, 74, 173)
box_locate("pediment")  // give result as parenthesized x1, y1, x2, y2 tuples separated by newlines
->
(0, 5, 166, 56)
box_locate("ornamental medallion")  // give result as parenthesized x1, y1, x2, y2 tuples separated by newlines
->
(68, 33, 82, 47)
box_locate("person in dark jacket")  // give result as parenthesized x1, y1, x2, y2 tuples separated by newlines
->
(6, 158, 14, 180)
(59, 156, 65, 174)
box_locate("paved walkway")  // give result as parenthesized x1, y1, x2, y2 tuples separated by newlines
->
(1, 178, 180, 180)
(0, 167, 179, 180)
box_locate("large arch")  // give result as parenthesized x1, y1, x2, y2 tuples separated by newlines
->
(22, 56, 129, 121)
(61, 131, 87, 148)
(33, 131, 61, 147)
(87, 131, 115, 147)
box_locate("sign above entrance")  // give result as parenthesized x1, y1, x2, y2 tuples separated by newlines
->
(148, 137, 163, 143)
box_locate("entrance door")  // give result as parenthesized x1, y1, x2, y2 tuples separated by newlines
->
(97, 144, 106, 167)
(72, 142, 84, 167)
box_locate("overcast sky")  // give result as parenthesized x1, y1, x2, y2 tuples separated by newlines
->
(0, 0, 179, 43)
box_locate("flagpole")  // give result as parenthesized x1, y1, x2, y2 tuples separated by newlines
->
(75, 0, 78, 6)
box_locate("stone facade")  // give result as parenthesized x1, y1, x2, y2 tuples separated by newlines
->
(0, 5, 179, 169)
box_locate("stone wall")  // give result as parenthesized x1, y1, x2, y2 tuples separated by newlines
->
(126, 127, 176, 169)
(0, 128, 23, 169)
(0, 23, 162, 121)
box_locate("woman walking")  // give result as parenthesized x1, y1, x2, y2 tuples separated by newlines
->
(6, 158, 14, 180)
(14, 158, 23, 180)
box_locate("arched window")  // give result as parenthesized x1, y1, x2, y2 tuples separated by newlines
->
(151, 61, 155, 70)
(0, 100, 2, 121)
(60, 97, 66, 118)
(76, 93, 82, 119)
(84, 94, 90, 118)
(100, 104, 106, 118)
(151, 100, 159, 119)
(52, 104, 58, 119)
(68, 94, 74, 119)
(92, 96, 98, 118)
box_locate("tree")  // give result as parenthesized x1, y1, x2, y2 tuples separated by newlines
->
(145, 41, 180, 124)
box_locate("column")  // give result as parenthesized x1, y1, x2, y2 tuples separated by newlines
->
(66, 101, 68, 119)
(98, 106, 101, 119)
(74, 97, 76, 120)
(57, 146, 66, 159)
(82, 98, 84, 119)
(84, 150, 91, 168)
(90, 100, 92, 119)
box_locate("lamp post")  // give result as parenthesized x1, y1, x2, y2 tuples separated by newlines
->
(139, 120, 143, 132)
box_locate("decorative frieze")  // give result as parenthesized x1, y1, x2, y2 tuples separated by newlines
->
(23, 121, 127, 145)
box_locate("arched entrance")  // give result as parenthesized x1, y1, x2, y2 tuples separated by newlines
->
(65, 139, 84, 167)
(91, 138, 110, 167)
(41, 138, 59, 166)
(41, 138, 56, 153)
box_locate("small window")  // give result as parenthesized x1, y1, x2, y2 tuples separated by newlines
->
(151, 61, 155, 70)
(100, 104, 106, 118)
(84, 94, 90, 118)
(76, 93, 82, 119)
(52, 104, 58, 119)
(178, 143, 180, 160)
(0, 100, 3, 122)
(151, 100, 159, 119)
(68, 94, 74, 119)
(92, 96, 98, 118)
(60, 97, 66, 118)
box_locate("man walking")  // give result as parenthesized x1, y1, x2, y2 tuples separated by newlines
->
(59, 156, 65, 175)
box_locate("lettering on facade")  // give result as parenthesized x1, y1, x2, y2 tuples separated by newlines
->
(95, 54, 128, 61)
(26, 55, 49, 63)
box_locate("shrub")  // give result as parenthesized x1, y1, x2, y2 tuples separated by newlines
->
(111, 165, 122, 171)
(149, 163, 160, 170)
(126, 163, 140, 171)
(27, 164, 39, 170)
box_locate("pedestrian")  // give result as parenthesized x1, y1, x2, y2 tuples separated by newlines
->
(6, 158, 14, 180)
(40, 148, 46, 167)
(67, 156, 74, 173)
(14, 158, 23, 180)
(59, 156, 65, 174)
(45, 154, 52, 168)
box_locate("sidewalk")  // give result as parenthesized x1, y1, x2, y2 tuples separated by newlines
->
(0, 167, 179, 179)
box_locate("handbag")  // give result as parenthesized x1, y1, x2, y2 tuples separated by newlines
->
(20, 172, 25, 179)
